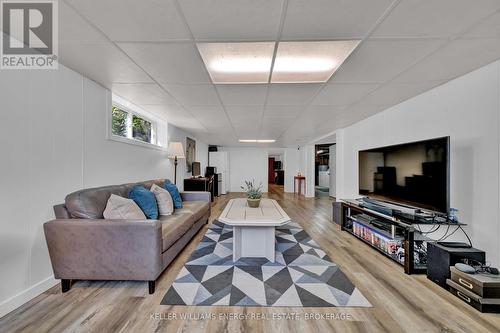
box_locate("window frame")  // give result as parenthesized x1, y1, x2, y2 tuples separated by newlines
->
(107, 95, 164, 151)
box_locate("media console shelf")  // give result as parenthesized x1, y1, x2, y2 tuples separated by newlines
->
(339, 200, 465, 275)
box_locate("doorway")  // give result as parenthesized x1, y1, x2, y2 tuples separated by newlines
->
(315, 143, 335, 198)
(268, 154, 284, 194)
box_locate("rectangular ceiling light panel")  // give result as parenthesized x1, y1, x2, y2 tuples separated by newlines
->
(197, 42, 275, 84)
(271, 40, 360, 83)
(239, 139, 276, 143)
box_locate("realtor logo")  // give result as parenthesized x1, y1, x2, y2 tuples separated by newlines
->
(1, 0, 58, 69)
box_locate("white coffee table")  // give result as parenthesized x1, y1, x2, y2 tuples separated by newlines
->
(218, 198, 291, 262)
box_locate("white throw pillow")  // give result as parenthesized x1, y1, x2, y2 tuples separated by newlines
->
(150, 184, 174, 216)
(103, 194, 147, 219)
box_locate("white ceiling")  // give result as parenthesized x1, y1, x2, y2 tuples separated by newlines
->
(59, 0, 500, 147)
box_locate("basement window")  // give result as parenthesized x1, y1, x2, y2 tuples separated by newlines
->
(109, 95, 164, 149)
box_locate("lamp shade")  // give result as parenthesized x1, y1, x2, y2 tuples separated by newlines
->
(167, 142, 185, 159)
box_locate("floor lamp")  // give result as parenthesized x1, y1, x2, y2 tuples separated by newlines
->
(167, 142, 185, 185)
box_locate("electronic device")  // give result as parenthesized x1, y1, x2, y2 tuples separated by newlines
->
(460, 259, 500, 275)
(489, 267, 499, 275)
(455, 263, 476, 274)
(427, 242, 485, 288)
(192, 162, 201, 177)
(438, 241, 472, 248)
(358, 136, 450, 214)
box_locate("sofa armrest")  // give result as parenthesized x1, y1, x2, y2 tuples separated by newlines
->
(181, 191, 211, 202)
(43, 219, 162, 281)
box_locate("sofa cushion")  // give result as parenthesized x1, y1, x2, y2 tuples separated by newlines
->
(151, 184, 174, 216)
(164, 182, 183, 209)
(103, 194, 146, 220)
(128, 186, 159, 220)
(177, 201, 210, 221)
(160, 213, 196, 251)
(65, 179, 171, 219)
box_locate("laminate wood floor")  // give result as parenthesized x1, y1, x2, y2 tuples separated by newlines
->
(1, 185, 499, 333)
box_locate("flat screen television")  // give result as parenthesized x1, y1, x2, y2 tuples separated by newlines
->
(358, 137, 450, 214)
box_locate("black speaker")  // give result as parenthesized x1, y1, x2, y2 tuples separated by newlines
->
(332, 202, 343, 226)
(427, 242, 485, 288)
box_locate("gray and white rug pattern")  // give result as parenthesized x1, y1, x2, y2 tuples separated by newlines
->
(161, 220, 371, 307)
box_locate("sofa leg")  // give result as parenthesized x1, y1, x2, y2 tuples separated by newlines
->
(148, 281, 155, 294)
(61, 279, 71, 293)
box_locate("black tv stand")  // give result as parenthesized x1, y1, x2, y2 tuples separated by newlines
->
(339, 199, 465, 274)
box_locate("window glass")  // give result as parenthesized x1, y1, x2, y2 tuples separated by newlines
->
(132, 115, 152, 143)
(111, 106, 128, 137)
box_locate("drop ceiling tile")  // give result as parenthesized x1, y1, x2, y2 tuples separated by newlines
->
(225, 105, 264, 116)
(331, 39, 446, 83)
(266, 83, 322, 105)
(359, 81, 444, 106)
(59, 42, 152, 85)
(195, 117, 231, 129)
(59, 1, 106, 42)
(296, 107, 341, 128)
(65, 0, 191, 41)
(260, 127, 287, 138)
(264, 105, 304, 117)
(216, 85, 268, 105)
(393, 38, 500, 82)
(138, 104, 187, 119)
(462, 10, 500, 38)
(262, 116, 296, 128)
(162, 84, 221, 106)
(140, 104, 205, 130)
(118, 43, 211, 84)
(373, 0, 500, 38)
(178, 0, 284, 40)
(306, 105, 347, 114)
(169, 117, 206, 130)
(233, 120, 262, 129)
(337, 104, 387, 128)
(112, 83, 178, 105)
(186, 105, 226, 118)
(234, 123, 263, 137)
(311, 83, 380, 106)
(226, 107, 264, 131)
(186, 106, 231, 128)
(282, 0, 392, 40)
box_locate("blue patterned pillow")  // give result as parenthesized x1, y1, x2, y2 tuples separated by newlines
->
(164, 182, 182, 209)
(128, 186, 158, 219)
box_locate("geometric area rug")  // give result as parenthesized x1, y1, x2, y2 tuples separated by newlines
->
(161, 220, 371, 307)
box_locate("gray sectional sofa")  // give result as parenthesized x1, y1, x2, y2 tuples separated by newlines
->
(44, 179, 210, 294)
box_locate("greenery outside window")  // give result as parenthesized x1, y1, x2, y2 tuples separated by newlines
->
(111, 104, 157, 146)
(112, 106, 129, 138)
(132, 115, 152, 143)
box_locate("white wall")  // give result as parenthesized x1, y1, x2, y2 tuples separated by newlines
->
(284, 148, 300, 193)
(298, 145, 315, 197)
(220, 147, 268, 193)
(168, 125, 208, 192)
(336, 60, 500, 266)
(0, 64, 206, 317)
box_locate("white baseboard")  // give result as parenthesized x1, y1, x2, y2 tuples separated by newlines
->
(0, 276, 58, 319)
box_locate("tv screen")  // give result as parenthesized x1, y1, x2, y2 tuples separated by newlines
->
(358, 137, 449, 213)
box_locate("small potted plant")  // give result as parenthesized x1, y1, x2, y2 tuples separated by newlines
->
(241, 179, 263, 208)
